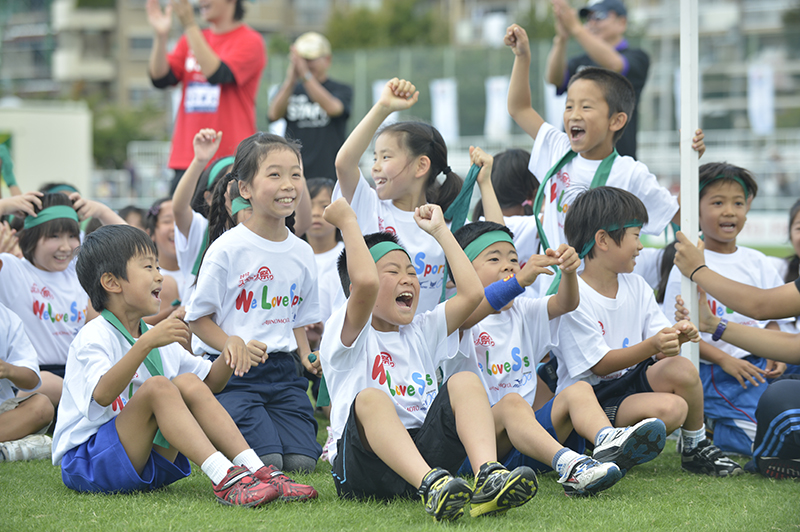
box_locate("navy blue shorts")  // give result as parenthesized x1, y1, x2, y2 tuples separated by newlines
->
(332, 381, 465, 500)
(61, 417, 190, 494)
(592, 359, 656, 426)
(458, 394, 586, 475)
(39, 364, 66, 379)
(215, 352, 321, 460)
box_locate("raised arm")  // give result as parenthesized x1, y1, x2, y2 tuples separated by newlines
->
(505, 24, 545, 139)
(324, 198, 379, 346)
(267, 53, 299, 122)
(174, 129, 221, 237)
(674, 231, 800, 320)
(172, 0, 221, 79)
(552, 0, 625, 73)
(146, 0, 172, 80)
(69, 193, 126, 226)
(334, 78, 419, 203)
(545, 1, 570, 87)
(292, 49, 344, 117)
(471, 146, 503, 225)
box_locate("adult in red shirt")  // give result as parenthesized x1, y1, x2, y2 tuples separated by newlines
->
(147, 0, 266, 191)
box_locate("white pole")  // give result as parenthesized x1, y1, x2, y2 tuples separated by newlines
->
(680, 0, 700, 368)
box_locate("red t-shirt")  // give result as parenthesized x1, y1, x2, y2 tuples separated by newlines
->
(167, 25, 266, 169)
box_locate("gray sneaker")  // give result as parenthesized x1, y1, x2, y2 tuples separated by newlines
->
(0, 434, 52, 462)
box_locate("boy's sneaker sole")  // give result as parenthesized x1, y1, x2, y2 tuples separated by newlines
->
(560, 459, 622, 497)
(756, 456, 800, 480)
(470, 466, 538, 518)
(593, 418, 666, 475)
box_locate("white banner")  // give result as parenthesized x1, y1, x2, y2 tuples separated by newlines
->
(430, 78, 460, 145)
(748, 64, 775, 136)
(484, 76, 511, 139)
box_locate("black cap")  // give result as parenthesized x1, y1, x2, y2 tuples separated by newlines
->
(579, 0, 627, 19)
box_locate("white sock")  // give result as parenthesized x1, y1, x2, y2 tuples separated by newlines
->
(553, 448, 582, 476)
(681, 425, 706, 453)
(233, 449, 265, 473)
(201, 451, 235, 485)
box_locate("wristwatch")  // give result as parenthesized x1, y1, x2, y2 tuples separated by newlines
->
(303, 71, 313, 82)
(711, 318, 728, 341)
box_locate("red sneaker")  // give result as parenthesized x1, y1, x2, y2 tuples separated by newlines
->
(254, 465, 318, 501)
(213, 465, 280, 507)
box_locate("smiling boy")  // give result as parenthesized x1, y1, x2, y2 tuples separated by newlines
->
(506, 24, 678, 272)
(51, 224, 306, 506)
(319, 199, 537, 521)
(553, 186, 743, 477)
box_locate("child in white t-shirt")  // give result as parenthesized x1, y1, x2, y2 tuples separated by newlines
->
(553, 186, 745, 477)
(442, 221, 667, 495)
(52, 224, 293, 506)
(186, 132, 322, 484)
(0, 299, 54, 462)
(663, 163, 795, 456)
(320, 198, 536, 521)
(334, 78, 497, 313)
(0, 191, 123, 407)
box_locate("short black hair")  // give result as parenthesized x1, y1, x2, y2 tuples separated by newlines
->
(19, 193, 80, 265)
(118, 205, 145, 225)
(450, 221, 515, 281)
(698, 162, 758, 201)
(76, 225, 158, 311)
(144, 197, 170, 236)
(568, 67, 636, 145)
(472, 149, 538, 219)
(336, 232, 402, 298)
(564, 186, 648, 261)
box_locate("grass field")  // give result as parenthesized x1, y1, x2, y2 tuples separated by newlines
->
(2, 415, 799, 532)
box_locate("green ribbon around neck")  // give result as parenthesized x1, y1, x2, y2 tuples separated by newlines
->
(23, 205, 79, 230)
(531, 149, 618, 295)
(231, 197, 251, 217)
(100, 309, 169, 448)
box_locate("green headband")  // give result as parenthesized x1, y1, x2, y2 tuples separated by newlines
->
(23, 205, 79, 230)
(369, 241, 409, 263)
(44, 184, 79, 194)
(208, 156, 235, 188)
(699, 174, 750, 200)
(464, 231, 515, 262)
(579, 220, 644, 259)
(231, 197, 251, 217)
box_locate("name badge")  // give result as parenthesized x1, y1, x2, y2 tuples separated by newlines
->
(184, 82, 221, 113)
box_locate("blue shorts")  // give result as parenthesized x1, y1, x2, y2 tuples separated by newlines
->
(458, 395, 586, 475)
(61, 417, 190, 494)
(215, 352, 321, 460)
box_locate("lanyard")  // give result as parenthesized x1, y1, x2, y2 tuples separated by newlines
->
(531, 149, 618, 294)
(191, 226, 210, 276)
(100, 309, 169, 448)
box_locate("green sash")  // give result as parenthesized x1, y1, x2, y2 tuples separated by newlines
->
(100, 310, 169, 448)
(191, 226, 209, 276)
(531, 149, 618, 294)
(439, 163, 481, 302)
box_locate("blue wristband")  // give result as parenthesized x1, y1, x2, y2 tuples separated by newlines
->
(484, 275, 525, 311)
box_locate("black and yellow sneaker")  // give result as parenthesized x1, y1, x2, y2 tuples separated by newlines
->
(469, 462, 537, 517)
(418, 467, 473, 522)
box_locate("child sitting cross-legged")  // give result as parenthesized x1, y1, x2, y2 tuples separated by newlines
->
(552, 186, 743, 477)
(52, 224, 301, 506)
(441, 221, 667, 496)
(319, 198, 537, 522)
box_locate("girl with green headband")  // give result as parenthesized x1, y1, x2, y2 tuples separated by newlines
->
(662, 162, 796, 458)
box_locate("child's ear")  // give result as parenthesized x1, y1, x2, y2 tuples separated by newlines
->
(609, 112, 628, 134)
(100, 272, 123, 295)
(414, 155, 432, 179)
(238, 180, 252, 201)
(594, 229, 610, 252)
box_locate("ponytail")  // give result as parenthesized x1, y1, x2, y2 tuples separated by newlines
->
(428, 167, 463, 219)
(654, 241, 678, 304)
(194, 172, 236, 278)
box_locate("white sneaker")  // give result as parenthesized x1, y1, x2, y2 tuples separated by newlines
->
(557, 456, 622, 497)
(0, 434, 52, 462)
(593, 418, 667, 475)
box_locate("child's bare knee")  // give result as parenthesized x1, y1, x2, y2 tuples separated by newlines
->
(446, 371, 484, 393)
(495, 392, 528, 412)
(138, 375, 177, 397)
(355, 387, 391, 411)
(28, 394, 55, 427)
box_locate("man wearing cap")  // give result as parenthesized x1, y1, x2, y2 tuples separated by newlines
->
(147, 0, 266, 192)
(545, 0, 649, 159)
(268, 32, 353, 180)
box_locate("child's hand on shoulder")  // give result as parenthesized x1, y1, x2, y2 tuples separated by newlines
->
(0, 191, 42, 217)
(469, 146, 493, 185)
(193, 129, 222, 164)
(379, 78, 419, 112)
(145, 314, 191, 352)
(547, 244, 580, 274)
(322, 197, 357, 228)
(652, 326, 681, 357)
(504, 24, 530, 57)
(518, 253, 557, 287)
(414, 204, 446, 236)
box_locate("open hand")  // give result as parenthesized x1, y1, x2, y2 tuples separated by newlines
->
(193, 129, 222, 164)
(146, 0, 172, 37)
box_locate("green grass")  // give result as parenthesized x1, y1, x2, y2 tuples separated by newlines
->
(2, 418, 799, 531)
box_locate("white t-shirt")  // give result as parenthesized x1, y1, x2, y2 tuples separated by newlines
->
(52, 314, 211, 464)
(174, 211, 208, 305)
(441, 297, 555, 406)
(185, 224, 320, 354)
(314, 241, 344, 274)
(530, 123, 678, 251)
(0, 304, 41, 402)
(318, 263, 347, 326)
(553, 274, 672, 393)
(663, 246, 790, 361)
(633, 247, 666, 290)
(333, 175, 447, 314)
(160, 267, 186, 302)
(0, 254, 89, 366)
(319, 302, 457, 463)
